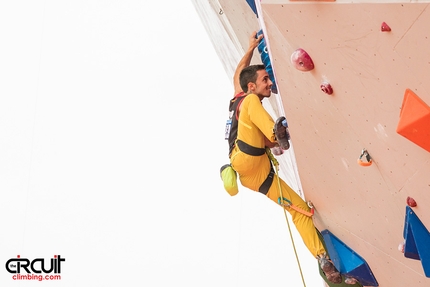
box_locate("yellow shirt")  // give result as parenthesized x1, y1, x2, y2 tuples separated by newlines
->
(237, 94, 276, 147)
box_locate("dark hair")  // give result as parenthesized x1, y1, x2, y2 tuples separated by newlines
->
(239, 64, 266, 92)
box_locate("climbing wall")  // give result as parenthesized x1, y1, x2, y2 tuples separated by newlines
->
(259, 2, 430, 286)
(199, 0, 430, 286)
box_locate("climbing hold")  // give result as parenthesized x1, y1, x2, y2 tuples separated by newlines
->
(321, 229, 379, 286)
(396, 89, 430, 152)
(290, 48, 314, 71)
(265, 65, 278, 94)
(245, 0, 258, 16)
(403, 206, 430, 277)
(407, 196, 417, 207)
(321, 81, 333, 95)
(398, 240, 405, 253)
(381, 22, 391, 32)
(357, 149, 372, 166)
(256, 30, 278, 93)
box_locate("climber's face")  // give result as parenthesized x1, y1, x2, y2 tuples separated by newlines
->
(249, 69, 272, 100)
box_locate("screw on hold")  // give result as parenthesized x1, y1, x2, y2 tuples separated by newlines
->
(290, 48, 314, 71)
(381, 22, 391, 32)
(357, 148, 372, 166)
(407, 196, 417, 207)
(320, 82, 333, 95)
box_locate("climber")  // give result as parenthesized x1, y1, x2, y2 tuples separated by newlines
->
(221, 31, 342, 284)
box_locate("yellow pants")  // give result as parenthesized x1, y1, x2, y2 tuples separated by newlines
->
(230, 146, 325, 257)
(230, 94, 325, 257)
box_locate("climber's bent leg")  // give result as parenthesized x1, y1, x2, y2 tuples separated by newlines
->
(266, 175, 325, 257)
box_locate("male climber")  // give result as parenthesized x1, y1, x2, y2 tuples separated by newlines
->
(224, 31, 342, 284)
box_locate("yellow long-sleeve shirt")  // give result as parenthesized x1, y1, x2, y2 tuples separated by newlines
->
(236, 94, 276, 148)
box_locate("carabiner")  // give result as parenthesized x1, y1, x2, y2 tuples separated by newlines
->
(357, 148, 372, 166)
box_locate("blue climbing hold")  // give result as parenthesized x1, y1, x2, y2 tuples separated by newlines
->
(321, 229, 378, 286)
(403, 206, 430, 277)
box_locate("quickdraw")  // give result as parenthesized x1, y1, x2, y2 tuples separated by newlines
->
(357, 148, 372, 167)
(278, 197, 314, 217)
(266, 148, 314, 218)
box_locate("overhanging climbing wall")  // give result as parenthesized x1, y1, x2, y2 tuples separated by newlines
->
(258, 2, 430, 286)
(195, 0, 430, 286)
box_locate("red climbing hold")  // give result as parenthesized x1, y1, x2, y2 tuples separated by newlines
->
(407, 196, 417, 207)
(290, 48, 314, 71)
(381, 22, 391, 32)
(320, 82, 333, 95)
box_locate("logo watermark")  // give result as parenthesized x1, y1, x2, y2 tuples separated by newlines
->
(5, 255, 65, 281)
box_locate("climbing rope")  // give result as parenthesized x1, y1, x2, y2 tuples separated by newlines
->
(266, 148, 307, 287)
(266, 149, 314, 217)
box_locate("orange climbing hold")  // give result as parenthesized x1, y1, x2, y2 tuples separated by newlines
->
(396, 89, 430, 152)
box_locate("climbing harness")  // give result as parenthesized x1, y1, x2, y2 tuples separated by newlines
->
(226, 93, 246, 156)
(259, 165, 274, 195)
(237, 139, 266, 156)
(234, 139, 274, 195)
